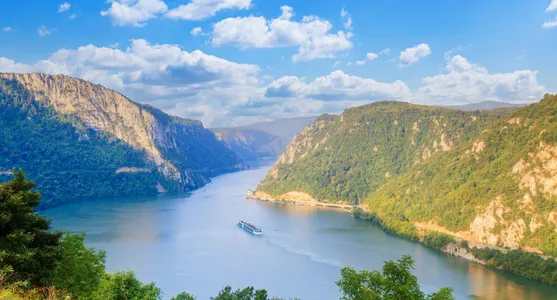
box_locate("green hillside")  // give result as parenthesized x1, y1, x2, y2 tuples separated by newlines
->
(365, 94, 557, 256)
(258, 101, 513, 203)
(0, 74, 243, 209)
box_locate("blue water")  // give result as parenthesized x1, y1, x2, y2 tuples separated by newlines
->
(43, 163, 557, 300)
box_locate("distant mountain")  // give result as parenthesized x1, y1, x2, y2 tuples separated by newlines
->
(0, 73, 244, 208)
(442, 101, 526, 111)
(211, 116, 316, 161)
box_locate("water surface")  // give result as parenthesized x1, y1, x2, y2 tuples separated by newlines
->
(44, 163, 557, 299)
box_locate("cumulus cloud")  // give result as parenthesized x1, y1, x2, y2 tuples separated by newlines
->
(38, 25, 53, 37)
(101, 0, 167, 27)
(190, 27, 202, 36)
(416, 55, 546, 105)
(165, 0, 251, 20)
(211, 6, 352, 62)
(543, 17, 557, 28)
(379, 48, 390, 55)
(353, 52, 379, 66)
(58, 2, 71, 13)
(547, 0, 557, 12)
(340, 7, 352, 30)
(399, 43, 431, 66)
(0, 40, 263, 126)
(70, 14, 78, 19)
(2, 27, 12, 32)
(0, 41, 546, 127)
(265, 70, 411, 101)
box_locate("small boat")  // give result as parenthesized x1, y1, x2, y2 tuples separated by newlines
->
(237, 220, 262, 235)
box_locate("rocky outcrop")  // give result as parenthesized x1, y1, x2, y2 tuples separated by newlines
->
(0, 72, 244, 193)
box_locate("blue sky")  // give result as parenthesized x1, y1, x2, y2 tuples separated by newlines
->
(0, 0, 556, 126)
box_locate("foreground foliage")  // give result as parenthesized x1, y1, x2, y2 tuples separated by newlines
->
(0, 171, 454, 299)
(337, 255, 454, 300)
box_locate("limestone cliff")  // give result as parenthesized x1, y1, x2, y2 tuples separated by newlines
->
(0, 73, 244, 207)
(257, 102, 511, 204)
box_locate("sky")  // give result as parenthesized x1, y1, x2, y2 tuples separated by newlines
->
(0, 0, 556, 127)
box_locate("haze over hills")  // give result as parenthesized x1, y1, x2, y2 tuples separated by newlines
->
(442, 101, 527, 111)
(211, 116, 316, 161)
(0, 73, 244, 208)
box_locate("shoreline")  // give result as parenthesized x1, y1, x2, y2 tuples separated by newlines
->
(249, 189, 557, 285)
(246, 192, 354, 211)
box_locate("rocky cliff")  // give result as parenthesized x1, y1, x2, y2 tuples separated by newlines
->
(256, 96, 557, 257)
(257, 102, 512, 203)
(0, 73, 244, 208)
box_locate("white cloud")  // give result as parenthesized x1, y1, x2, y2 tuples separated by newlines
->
(543, 17, 557, 28)
(353, 52, 378, 66)
(38, 25, 53, 37)
(165, 0, 251, 20)
(190, 27, 202, 36)
(333, 60, 341, 68)
(265, 70, 411, 101)
(2, 27, 12, 32)
(109, 42, 120, 48)
(547, 0, 557, 12)
(0, 41, 545, 127)
(58, 2, 71, 13)
(70, 14, 78, 19)
(416, 55, 546, 105)
(0, 40, 263, 127)
(101, 0, 167, 27)
(399, 43, 431, 66)
(340, 7, 352, 30)
(211, 6, 352, 62)
(379, 48, 390, 55)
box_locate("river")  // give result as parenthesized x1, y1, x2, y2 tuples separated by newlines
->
(43, 163, 557, 300)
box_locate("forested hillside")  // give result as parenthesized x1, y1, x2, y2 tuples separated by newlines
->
(0, 73, 244, 208)
(257, 101, 513, 203)
(365, 94, 557, 256)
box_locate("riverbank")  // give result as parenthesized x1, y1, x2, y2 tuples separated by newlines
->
(248, 189, 557, 285)
(247, 190, 355, 211)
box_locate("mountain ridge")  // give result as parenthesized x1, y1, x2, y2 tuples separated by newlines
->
(0, 72, 244, 208)
(211, 116, 316, 161)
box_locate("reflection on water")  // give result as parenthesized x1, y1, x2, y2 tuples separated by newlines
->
(43, 164, 557, 300)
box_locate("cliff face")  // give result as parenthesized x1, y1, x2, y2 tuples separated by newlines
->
(257, 102, 511, 203)
(364, 94, 557, 256)
(0, 73, 244, 207)
(256, 95, 557, 256)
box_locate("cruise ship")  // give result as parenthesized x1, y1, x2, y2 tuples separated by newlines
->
(237, 220, 262, 235)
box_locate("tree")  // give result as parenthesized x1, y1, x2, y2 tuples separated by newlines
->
(52, 232, 106, 298)
(336, 255, 454, 300)
(93, 271, 162, 300)
(0, 169, 62, 286)
(211, 286, 269, 300)
(171, 292, 197, 300)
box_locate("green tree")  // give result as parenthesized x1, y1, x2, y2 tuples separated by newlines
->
(336, 255, 454, 300)
(170, 292, 197, 300)
(211, 286, 269, 300)
(0, 169, 62, 286)
(171, 292, 197, 300)
(52, 232, 106, 298)
(93, 271, 162, 300)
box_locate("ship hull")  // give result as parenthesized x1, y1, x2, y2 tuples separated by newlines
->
(237, 221, 262, 235)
